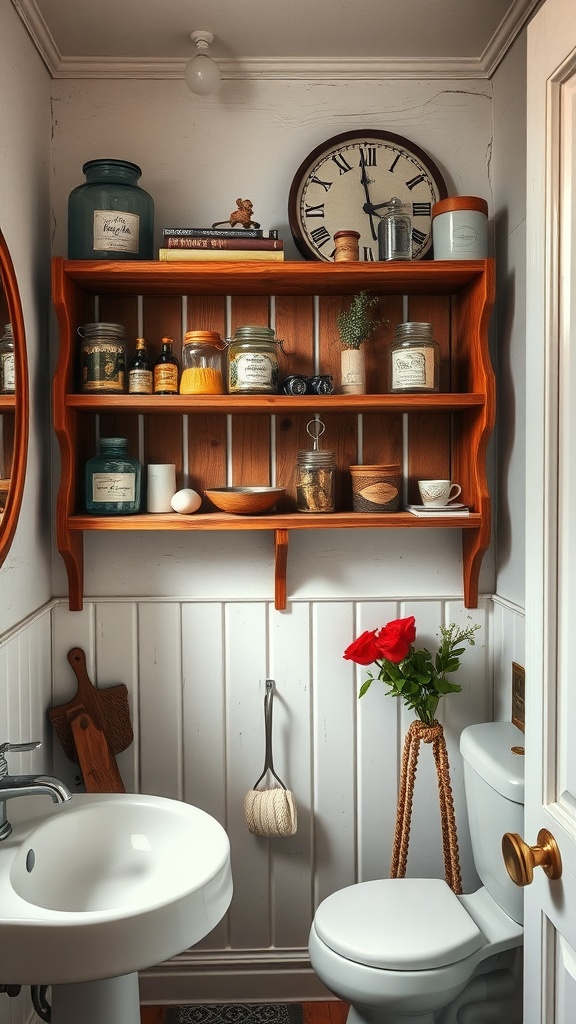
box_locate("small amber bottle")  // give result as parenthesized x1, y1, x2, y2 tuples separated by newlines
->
(153, 337, 179, 394)
(128, 337, 153, 394)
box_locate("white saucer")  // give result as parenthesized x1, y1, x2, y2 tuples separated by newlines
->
(411, 503, 468, 511)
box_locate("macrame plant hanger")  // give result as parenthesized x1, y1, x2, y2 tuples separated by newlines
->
(390, 719, 462, 895)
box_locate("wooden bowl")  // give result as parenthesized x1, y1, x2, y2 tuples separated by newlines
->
(205, 486, 285, 515)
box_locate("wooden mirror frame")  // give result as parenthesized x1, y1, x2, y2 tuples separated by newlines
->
(0, 230, 29, 569)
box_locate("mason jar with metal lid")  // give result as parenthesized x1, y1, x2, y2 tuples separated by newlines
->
(227, 326, 280, 395)
(389, 321, 439, 393)
(295, 420, 336, 513)
(180, 330, 225, 394)
(78, 322, 126, 394)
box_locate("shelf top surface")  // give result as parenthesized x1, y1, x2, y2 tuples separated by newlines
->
(53, 257, 493, 297)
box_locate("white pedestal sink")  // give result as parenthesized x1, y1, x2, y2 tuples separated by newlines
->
(0, 792, 233, 1023)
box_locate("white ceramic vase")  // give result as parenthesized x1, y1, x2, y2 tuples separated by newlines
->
(340, 347, 366, 394)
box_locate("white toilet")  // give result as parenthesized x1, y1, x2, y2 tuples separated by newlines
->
(308, 721, 525, 1024)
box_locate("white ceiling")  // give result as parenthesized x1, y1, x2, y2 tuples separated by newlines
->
(14, 0, 540, 80)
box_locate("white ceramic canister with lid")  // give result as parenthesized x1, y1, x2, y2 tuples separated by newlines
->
(432, 196, 488, 260)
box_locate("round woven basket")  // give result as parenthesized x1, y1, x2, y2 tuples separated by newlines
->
(350, 464, 401, 512)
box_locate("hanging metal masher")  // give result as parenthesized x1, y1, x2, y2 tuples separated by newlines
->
(243, 679, 297, 837)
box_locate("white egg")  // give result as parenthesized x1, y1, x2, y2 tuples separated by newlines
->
(170, 488, 202, 514)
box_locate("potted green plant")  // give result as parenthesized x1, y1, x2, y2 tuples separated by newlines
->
(337, 290, 380, 394)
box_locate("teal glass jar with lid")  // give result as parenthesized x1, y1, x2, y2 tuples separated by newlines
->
(85, 437, 141, 515)
(68, 159, 154, 260)
(227, 326, 280, 394)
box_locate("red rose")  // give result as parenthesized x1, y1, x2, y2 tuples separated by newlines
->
(343, 629, 381, 666)
(374, 616, 416, 663)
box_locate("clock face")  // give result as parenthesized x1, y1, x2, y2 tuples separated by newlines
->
(288, 130, 448, 262)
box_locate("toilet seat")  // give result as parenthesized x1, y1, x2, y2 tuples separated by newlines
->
(313, 878, 486, 971)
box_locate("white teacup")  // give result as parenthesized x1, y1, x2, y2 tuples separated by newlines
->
(418, 479, 462, 507)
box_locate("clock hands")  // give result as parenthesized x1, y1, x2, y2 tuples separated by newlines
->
(359, 155, 379, 241)
(363, 199, 395, 215)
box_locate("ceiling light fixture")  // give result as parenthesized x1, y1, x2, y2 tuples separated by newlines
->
(185, 30, 221, 96)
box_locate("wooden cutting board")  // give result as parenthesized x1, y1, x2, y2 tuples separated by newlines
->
(49, 647, 133, 762)
(67, 706, 126, 793)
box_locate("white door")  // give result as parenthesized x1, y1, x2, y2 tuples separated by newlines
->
(524, 0, 576, 1019)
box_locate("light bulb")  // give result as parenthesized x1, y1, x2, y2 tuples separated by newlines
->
(185, 53, 221, 96)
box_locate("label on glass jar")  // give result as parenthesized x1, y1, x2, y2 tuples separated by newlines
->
(391, 346, 436, 391)
(91, 473, 136, 503)
(230, 352, 276, 392)
(81, 342, 126, 393)
(0, 353, 15, 391)
(93, 210, 140, 253)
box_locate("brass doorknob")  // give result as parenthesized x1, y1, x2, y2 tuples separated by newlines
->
(502, 828, 562, 886)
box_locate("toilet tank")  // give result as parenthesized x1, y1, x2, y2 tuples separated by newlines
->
(460, 721, 525, 924)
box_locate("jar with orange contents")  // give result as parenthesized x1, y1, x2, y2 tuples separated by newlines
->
(180, 331, 225, 395)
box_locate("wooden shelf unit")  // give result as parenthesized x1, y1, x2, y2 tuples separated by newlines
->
(52, 257, 495, 612)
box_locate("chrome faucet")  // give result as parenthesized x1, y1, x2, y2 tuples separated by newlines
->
(0, 741, 72, 841)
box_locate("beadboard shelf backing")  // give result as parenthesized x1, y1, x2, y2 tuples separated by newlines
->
(52, 258, 495, 611)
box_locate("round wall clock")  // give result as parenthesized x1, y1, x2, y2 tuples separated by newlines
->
(288, 130, 448, 262)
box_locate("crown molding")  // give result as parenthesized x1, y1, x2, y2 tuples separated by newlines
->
(51, 56, 487, 81)
(11, 0, 61, 73)
(13, 0, 540, 82)
(480, 0, 544, 76)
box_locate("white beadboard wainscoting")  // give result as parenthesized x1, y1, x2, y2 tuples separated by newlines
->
(0, 594, 525, 1013)
(51, 595, 489, 1005)
(0, 607, 53, 1024)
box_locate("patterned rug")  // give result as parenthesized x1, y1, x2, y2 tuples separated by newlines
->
(166, 1006, 304, 1024)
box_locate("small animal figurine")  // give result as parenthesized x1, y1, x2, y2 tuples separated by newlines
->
(212, 198, 261, 229)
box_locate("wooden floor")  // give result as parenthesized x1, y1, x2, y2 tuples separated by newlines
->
(141, 1002, 349, 1024)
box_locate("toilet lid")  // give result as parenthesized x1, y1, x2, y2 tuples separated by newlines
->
(314, 878, 486, 970)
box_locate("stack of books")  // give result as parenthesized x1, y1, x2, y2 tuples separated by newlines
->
(158, 227, 284, 262)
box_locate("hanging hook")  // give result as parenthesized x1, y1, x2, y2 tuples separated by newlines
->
(252, 679, 287, 791)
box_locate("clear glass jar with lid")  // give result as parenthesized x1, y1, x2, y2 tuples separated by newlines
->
(68, 158, 154, 260)
(295, 420, 336, 513)
(227, 326, 280, 395)
(180, 331, 225, 394)
(0, 323, 15, 394)
(389, 321, 439, 393)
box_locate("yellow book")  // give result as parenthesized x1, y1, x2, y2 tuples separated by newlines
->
(158, 248, 285, 262)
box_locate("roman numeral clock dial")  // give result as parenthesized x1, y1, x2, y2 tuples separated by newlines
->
(288, 130, 448, 262)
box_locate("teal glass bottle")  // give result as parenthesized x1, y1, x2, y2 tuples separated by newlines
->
(85, 437, 141, 515)
(68, 159, 154, 260)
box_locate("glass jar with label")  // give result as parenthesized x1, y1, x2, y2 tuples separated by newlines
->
(295, 420, 336, 513)
(78, 322, 126, 394)
(0, 323, 15, 394)
(389, 322, 439, 393)
(68, 159, 154, 260)
(85, 437, 141, 515)
(180, 331, 225, 394)
(227, 326, 280, 395)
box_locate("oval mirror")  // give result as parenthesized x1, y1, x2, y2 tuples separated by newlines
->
(0, 230, 28, 568)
